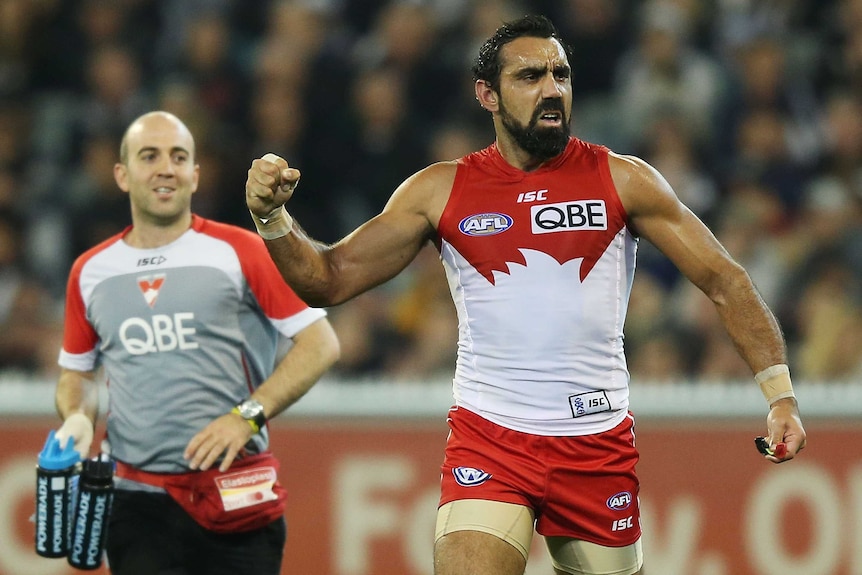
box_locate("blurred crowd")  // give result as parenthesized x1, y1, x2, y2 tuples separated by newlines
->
(1, 0, 862, 385)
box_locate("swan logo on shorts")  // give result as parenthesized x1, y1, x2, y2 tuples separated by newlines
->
(458, 213, 513, 236)
(453, 467, 492, 487)
(606, 491, 632, 511)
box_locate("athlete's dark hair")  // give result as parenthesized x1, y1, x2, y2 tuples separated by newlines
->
(472, 14, 570, 92)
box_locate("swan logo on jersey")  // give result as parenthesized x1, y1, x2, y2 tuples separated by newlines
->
(138, 274, 166, 308)
(453, 467, 492, 487)
(607, 491, 633, 511)
(531, 200, 607, 234)
(458, 213, 513, 236)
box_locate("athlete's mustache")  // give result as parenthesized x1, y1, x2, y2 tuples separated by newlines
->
(531, 99, 566, 125)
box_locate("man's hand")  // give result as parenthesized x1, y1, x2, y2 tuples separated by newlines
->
(183, 412, 256, 472)
(763, 397, 807, 463)
(55, 413, 94, 459)
(246, 153, 301, 218)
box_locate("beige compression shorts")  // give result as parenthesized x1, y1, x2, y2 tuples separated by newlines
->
(435, 499, 643, 575)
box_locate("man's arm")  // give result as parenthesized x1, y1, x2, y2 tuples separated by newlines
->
(251, 317, 341, 421)
(610, 152, 806, 461)
(245, 155, 453, 306)
(54, 367, 100, 458)
(184, 317, 340, 472)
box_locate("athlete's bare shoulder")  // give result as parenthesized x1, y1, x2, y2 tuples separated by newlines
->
(606, 151, 678, 219)
(385, 160, 460, 230)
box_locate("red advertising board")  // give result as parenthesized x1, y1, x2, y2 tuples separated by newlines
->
(1, 416, 857, 575)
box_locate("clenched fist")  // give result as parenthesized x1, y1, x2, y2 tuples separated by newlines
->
(246, 153, 301, 218)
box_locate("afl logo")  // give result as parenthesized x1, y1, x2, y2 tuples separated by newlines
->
(453, 467, 492, 487)
(607, 491, 632, 511)
(458, 213, 513, 236)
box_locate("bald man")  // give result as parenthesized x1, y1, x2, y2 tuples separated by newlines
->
(54, 111, 340, 574)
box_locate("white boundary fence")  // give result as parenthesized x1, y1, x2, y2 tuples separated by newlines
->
(3, 375, 860, 419)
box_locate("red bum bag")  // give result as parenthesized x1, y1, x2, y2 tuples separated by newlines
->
(115, 452, 287, 533)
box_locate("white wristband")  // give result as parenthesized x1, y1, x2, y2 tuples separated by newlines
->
(755, 364, 795, 405)
(250, 205, 293, 240)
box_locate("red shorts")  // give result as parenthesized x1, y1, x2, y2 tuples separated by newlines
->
(439, 407, 641, 547)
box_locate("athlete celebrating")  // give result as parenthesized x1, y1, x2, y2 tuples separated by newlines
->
(245, 15, 805, 575)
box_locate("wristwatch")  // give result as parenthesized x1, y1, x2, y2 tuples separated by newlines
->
(232, 399, 266, 434)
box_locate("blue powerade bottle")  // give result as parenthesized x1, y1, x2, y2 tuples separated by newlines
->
(35, 430, 81, 558)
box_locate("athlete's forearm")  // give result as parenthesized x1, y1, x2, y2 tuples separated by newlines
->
(710, 265, 787, 374)
(263, 220, 347, 307)
(55, 368, 99, 423)
(251, 318, 340, 419)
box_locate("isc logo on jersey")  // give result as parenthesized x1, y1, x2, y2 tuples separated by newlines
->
(531, 200, 607, 235)
(459, 213, 513, 236)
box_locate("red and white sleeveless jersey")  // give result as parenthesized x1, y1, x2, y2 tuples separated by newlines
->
(436, 138, 637, 436)
(59, 215, 325, 471)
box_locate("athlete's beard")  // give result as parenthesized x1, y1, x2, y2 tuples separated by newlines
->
(499, 98, 570, 161)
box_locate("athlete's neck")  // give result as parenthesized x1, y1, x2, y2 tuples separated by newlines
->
(124, 214, 193, 249)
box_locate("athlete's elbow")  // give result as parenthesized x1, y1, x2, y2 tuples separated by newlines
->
(701, 262, 754, 306)
(296, 281, 357, 307)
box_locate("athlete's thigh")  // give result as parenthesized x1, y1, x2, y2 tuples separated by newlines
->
(435, 530, 526, 575)
(546, 536, 643, 575)
(436, 499, 535, 560)
(435, 410, 543, 573)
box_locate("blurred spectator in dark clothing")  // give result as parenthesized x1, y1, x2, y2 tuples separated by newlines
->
(325, 65, 429, 235)
(0, 208, 63, 376)
(161, 12, 248, 123)
(431, 0, 523, 145)
(809, 90, 862, 199)
(64, 132, 133, 260)
(352, 2, 460, 129)
(715, 35, 821, 180)
(27, 0, 159, 94)
(788, 252, 862, 381)
(243, 83, 340, 238)
(614, 0, 729, 153)
(0, 101, 29, 174)
(80, 43, 154, 139)
(811, 0, 862, 98)
(0, 0, 39, 98)
(727, 107, 810, 214)
(541, 0, 634, 99)
(29, 41, 153, 172)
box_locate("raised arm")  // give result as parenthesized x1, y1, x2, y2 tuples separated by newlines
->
(610, 152, 806, 461)
(245, 155, 454, 306)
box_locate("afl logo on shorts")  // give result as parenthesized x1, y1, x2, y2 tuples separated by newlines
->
(606, 491, 632, 511)
(453, 467, 492, 487)
(458, 213, 513, 236)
